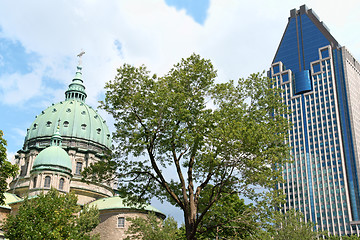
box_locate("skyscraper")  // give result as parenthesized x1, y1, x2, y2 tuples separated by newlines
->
(270, 5, 360, 236)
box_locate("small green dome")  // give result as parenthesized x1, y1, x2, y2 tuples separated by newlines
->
(88, 196, 165, 218)
(32, 146, 72, 174)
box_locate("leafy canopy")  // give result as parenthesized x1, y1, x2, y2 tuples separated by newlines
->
(85, 53, 291, 239)
(2, 188, 99, 240)
(125, 213, 180, 240)
(260, 209, 325, 240)
(196, 189, 257, 239)
(0, 130, 18, 205)
(326, 235, 360, 239)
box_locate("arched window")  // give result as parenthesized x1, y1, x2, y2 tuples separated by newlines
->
(59, 178, 65, 190)
(33, 176, 37, 188)
(75, 162, 83, 175)
(44, 176, 51, 188)
(117, 217, 125, 228)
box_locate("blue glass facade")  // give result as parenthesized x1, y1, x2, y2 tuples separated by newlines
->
(273, 14, 330, 74)
(271, 5, 360, 236)
(294, 70, 312, 94)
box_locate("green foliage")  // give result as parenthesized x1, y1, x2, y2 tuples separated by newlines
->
(0, 130, 18, 205)
(85, 54, 291, 239)
(261, 209, 324, 240)
(327, 235, 360, 239)
(344, 235, 360, 239)
(196, 190, 257, 239)
(2, 188, 99, 240)
(125, 213, 180, 240)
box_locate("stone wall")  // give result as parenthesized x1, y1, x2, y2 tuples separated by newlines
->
(91, 209, 151, 240)
(0, 207, 10, 224)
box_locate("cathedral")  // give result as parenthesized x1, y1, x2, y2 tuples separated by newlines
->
(0, 59, 165, 239)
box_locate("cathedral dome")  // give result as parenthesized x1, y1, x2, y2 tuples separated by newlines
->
(25, 100, 111, 149)
(32, 145, 72, 174)
(24, 65, 111, 149)
(10, 59, 114, 205)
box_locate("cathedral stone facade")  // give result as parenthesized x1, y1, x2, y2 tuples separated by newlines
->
(0, 62, 164, 239)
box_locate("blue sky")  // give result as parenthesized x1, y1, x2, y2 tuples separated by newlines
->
(1, 0, 360, 223)
(165, 0, 210, 24)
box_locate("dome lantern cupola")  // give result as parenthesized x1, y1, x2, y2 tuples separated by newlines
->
(51, 122, 62, 146)
(65, 65, 87, 102)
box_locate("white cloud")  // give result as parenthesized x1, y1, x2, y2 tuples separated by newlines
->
(12, 128, 26, 138)
(0, 0, 359, 108)
(6, 151, 16, 164)
(0, 68, 43, 105)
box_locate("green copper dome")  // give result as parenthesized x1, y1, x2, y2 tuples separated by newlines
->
(32, 129, 72, 174)
(88, 196, 165, 218)
(24, 65, 111, 149)
(32, 145, 72, 174)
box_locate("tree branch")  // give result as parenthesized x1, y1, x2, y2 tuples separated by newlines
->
(123, 170, 162, 185)
(147, 139, 184, 209)
(172, 142, 189, 206)
(195, 166, 237, 229)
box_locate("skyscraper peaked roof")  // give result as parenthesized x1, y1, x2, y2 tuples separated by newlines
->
(272, 5, 340, 73)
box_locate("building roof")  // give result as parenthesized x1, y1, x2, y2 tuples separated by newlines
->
(24, 65, 111, 149)
(32, 145, 72, 174)
(272, 4, 340, 67)
(0, 193, 23, 209)
(88, 196, 165, 217)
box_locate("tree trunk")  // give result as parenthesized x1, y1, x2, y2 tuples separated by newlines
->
(184, 202, 198, 240)
(185, 216, 196, 240)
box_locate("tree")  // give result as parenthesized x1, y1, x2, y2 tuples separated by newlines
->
(85, 54, 290, 239)
(2, 188, 99, 240)
(264, 209, 324, 240)
(125, 213, 180, 240)
(327, 235, 360, 240)
(196, 189, 258, 239)
(0, 130, 18, 205)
